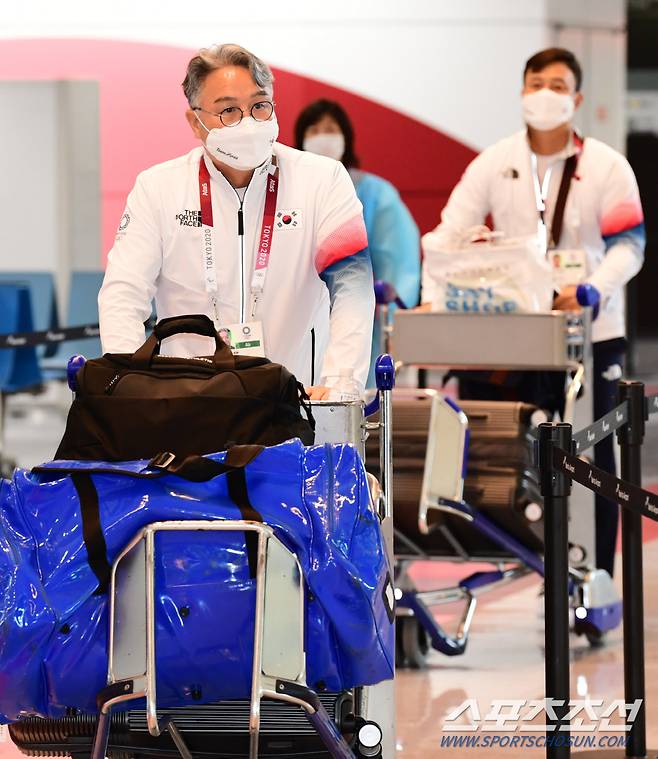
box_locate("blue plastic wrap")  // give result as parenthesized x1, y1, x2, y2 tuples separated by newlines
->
(0, 440, 394, 721)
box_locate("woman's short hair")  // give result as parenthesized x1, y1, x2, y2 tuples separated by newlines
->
(294, 98, 359, 168)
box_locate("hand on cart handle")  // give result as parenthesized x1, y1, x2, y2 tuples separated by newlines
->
(305, 385, 331, 400)
(553, 282, 600, 320)
(374, 280, 409, 310)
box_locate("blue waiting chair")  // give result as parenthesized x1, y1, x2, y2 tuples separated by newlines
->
(0, 284, 43, 393)
(0, 272, 59, 358)
(0, 283, 43, 474)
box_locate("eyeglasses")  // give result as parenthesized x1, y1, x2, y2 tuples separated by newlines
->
(192, 100, 275, 128)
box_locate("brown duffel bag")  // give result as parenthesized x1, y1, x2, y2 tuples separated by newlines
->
(55, 314, 315, 461)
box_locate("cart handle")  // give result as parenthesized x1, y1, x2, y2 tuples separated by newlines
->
(576, 283, 600, 321)
(67, 354, 86, 391)
(364, 354, 395, 417)
(374, 280, 408, 309)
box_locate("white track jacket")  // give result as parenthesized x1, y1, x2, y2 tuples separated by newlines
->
(99, 144, 374, 387)
(422, 130, 645, 343)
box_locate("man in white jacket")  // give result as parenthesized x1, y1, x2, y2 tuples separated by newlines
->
(99, 44, 374, 399)
(422, 48, 645, 576)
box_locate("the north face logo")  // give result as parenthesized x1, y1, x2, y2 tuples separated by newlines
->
(176, 210, 202, 227)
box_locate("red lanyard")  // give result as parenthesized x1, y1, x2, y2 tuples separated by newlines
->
(198, 156, 279, 318)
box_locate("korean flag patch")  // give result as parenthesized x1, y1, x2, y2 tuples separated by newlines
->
(276, 209, 302, 230)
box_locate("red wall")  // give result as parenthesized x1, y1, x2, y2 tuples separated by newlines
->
(0, 38, 476, 260)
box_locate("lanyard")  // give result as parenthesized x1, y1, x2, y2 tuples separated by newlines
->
(198, 156, 279, 323)
(250, 162, 278, 317)
(529, 132, 583, 252)
(530, 152, 553, 253)
(530, 152, 553, 225)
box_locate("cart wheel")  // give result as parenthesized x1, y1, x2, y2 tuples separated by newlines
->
(400, 616, 430, 669)
(585, 629, 607, 648)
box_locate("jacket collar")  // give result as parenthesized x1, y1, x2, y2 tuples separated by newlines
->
(201, 149, 274, 194)
(523, 127, 584, 160)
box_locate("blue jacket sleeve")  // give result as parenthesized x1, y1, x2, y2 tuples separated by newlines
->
(318, 249, 375, 390)
(357, 175, 421, 309)
(355, 174, 420, 386)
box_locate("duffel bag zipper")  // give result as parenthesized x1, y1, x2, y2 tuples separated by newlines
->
(102, 365, 258, 396)
(103, 369, 216, 395)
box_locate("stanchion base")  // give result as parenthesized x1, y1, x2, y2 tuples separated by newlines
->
(575, 750, 658, 758)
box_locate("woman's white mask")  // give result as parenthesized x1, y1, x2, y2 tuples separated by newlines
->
(303, 133, 345, 161)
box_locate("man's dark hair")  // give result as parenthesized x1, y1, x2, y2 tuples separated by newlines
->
(294, 99, 359, 168)
(523, 48, 583, 91)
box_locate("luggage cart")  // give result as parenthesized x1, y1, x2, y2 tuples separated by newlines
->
(392, 309, 595, 564)
(8, 358, 397, 759)
(369, 304, 621, 667)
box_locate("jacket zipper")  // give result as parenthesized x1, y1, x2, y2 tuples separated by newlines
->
(237, 205, 245, 321)
(233, 174, 254, 324)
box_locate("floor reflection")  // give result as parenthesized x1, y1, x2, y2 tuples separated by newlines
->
(395, 542, 658, 757)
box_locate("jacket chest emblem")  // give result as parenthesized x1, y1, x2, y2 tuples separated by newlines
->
(276, 209, 302, 229)
(176, 210, 202, 227)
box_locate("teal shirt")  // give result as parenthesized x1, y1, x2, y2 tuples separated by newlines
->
(350, 170, 421, 386)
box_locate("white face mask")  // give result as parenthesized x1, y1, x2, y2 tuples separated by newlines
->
(303, 133, 345, 161)
(196, 112, 279, 170)
(522, 89, 575, 131)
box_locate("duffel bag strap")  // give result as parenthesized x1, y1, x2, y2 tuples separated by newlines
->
(149, 445, 264, 578)
(147, 445, 264, 481)
(297, 382, 316, 431)
(67, 447, 265, 594)
(33, 447, 265, 481)
(70, 473, 112, 595)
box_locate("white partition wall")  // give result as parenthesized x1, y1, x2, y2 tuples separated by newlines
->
(548, 0, 627, 151)
(0, 80, 100, 306)
(0, 82, 60, 273)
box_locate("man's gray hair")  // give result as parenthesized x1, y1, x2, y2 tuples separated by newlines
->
(182, 43, 274, 106)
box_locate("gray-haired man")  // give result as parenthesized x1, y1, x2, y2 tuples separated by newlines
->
(99, 44, 374, 399)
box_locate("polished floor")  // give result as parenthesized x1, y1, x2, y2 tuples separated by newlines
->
(1, 346, 657, 758)
(394, 547, 658, 757)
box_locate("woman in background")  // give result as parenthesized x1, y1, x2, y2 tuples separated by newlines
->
(295, 99, 420, 385)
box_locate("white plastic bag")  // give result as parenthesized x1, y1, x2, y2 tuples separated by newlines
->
(428, 228, 554, 313)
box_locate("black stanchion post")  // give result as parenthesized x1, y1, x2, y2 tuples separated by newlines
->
(617, 381, 647, 758)
(538, 422, 573, 759)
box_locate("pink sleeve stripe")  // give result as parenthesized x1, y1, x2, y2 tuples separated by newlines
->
(315, 215, 368, 273)
(601, 200, 644, 238)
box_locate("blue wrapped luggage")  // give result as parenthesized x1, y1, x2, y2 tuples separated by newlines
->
(0, 439, 394, 722)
